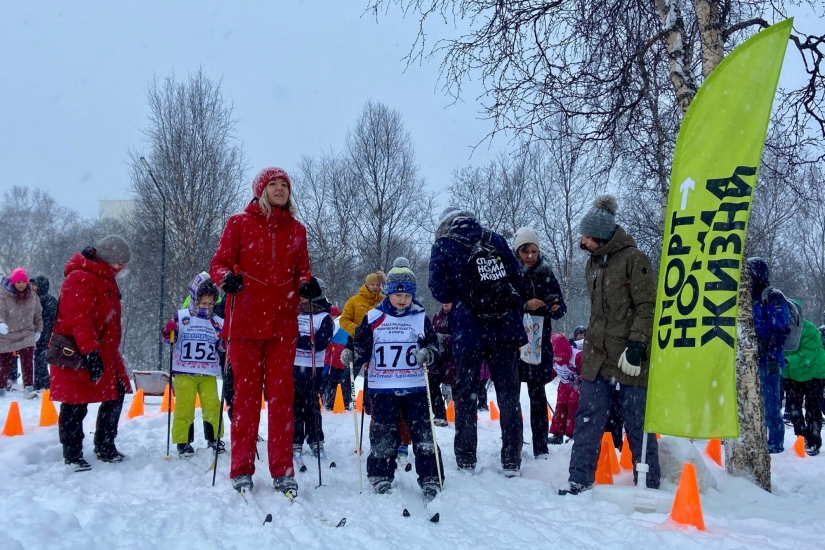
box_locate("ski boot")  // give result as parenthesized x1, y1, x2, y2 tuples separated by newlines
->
(421, 481, 440, 503)
(548, 434, 564, 445)
(232, 474, 253, 492)
(558, 481, 592, 496)
(372, 479, 392, 494)
(177, 443, 195, 458)
(310, 441, 326, 459)
(274, 475, 298, 499)
(207, 439, 225, 454)
(95, 444, 126, 463)
(65, 457, 92, 472)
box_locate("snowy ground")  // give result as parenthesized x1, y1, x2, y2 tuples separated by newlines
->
(2, 378, 825, 550)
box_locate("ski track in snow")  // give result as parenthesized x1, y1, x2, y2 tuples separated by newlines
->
(1, 380, 825, 550)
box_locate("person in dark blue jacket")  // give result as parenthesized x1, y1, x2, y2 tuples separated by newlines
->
(428, 207, 528, 476)
(748, 257, 790, 454)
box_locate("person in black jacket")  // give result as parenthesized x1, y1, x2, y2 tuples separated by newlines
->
(512, 228, 567, 455)
(30, 275, 57, 391)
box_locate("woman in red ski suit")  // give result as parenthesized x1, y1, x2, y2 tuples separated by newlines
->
(210, 167, 310, 495)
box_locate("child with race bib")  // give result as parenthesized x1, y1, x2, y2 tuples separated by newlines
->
(162, 273, 224, 457)
(342, 265, 444, 501)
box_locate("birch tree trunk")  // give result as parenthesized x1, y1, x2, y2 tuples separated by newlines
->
(725, 263, 772, 492)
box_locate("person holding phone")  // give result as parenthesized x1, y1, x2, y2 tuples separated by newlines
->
(512, 227, 567, 458)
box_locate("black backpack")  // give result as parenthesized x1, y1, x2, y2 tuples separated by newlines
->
(447, 229, 521, 319)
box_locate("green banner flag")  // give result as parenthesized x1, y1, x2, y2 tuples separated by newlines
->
(645, 19, 793, 438)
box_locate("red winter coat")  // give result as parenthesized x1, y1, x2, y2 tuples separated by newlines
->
(210, 200, 310, 340)
(50, 251, 132, 404)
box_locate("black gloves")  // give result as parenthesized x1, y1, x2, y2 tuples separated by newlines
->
(624, 340, 646, 367)
(221, 271, 244, 294)
(299, 277, 323, 301)
(85, 350, 104, 383)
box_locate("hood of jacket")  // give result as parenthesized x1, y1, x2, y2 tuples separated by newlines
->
(31, 275, 50, 296)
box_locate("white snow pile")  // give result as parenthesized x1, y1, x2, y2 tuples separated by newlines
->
(2, 379, 825, 549)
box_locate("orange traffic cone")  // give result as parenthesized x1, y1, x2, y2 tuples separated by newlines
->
(355, 390, 364, 412)
(160, 384, 175, 413)
(224, 402, 229, 412)
(705, 439, 723, 466)
(333, 384, 346, 414)
(489, 401, 500, 421)
(794, 435, 807, 458)
(446, 401, 456, 423)
(670, 463, 705, 530)
(547, 404, 553, 421)
(195, 393, 201, 409)
(601, 432, 620, 474)
(620, 434, 633, 470)
(127, 389, 145, 419)
(39, 389, 59, 427)
(594, 436, 614, 485)
(2, 401, 24, 436)
(656, 433, 662, 440)
(262, 393, 267, 410)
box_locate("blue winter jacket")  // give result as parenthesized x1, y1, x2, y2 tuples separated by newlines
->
(428, 217, 528, 357)
(752, 289, 790, 368)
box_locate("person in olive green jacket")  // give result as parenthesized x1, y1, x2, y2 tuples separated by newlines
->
(560, 196, 660, 496)
(783, 300, 825, 456)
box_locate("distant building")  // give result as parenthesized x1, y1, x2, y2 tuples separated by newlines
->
(99, 200, 135, 221)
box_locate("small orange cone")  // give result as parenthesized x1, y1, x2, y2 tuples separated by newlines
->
(224, 402, 229, 412)
(705, 439, 723, 466)
(39, 389, 59, 427)
(670, 463, 705, 530)
(333, 384, 346, 414)
(355, 390, 363, 412)
(2, 401, 24, 436)
(446, 401, 455, 423)
(602, 433, 620, 474)
(547, 404, 553, 421)
(794, 435, 807, 458)
(262, 393, 267, 410)
(127, 389, 145, 419)
(195, 393, 201, 409)
(656, 433, 661, 440)
(160, 384, 175, 413)
(489, 401, 500, 421)
(594, 437, 614, 485)
(619, 434, 633, 470)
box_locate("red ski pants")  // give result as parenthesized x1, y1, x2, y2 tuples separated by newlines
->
(550, 381, 580, 437)
(228, 337, 296, 479)
(0, 347, 34, 388)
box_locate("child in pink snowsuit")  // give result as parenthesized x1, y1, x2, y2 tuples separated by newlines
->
(549, 333, 581, 444)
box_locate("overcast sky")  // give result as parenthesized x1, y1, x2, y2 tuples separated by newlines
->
(0, 2, 820, 219)
(0, 1, 505, 219)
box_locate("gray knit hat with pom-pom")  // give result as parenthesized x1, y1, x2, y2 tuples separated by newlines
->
(579, 195, 618, 241)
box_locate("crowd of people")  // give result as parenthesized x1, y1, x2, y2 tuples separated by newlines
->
(3, 166, 823, 503)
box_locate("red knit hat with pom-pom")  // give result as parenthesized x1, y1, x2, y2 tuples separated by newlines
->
(252, 167, 292, 198)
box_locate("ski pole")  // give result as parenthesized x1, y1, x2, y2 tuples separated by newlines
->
(165, 330, 175, 459)
(419, 337, 443, 491)
(358, 365, 367, 486)
(309, 302, 323, 488)
(348, 358, 363, 493)
(212, 266, 238, 486)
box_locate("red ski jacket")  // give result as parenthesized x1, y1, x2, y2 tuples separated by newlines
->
(210, 200, 310, 340)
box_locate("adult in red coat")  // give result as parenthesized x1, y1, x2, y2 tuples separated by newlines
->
(210, 166, 310, 496)
(51, 236, 133, 471)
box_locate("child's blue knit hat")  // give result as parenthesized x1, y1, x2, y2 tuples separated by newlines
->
(385, 266, 417, 297)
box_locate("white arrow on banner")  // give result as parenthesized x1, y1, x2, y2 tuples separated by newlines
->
(679, 177, 695, 210)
